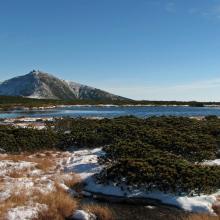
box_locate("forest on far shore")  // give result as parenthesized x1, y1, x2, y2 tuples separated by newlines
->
(1, 95, 220, 110)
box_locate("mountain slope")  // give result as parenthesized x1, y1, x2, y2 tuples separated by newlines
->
(0, 70, 128, 101)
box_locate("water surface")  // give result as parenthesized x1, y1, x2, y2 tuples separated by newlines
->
(1, 106, 220, 119)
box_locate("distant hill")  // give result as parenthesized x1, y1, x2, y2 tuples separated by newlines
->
(0, 70, 128, 101)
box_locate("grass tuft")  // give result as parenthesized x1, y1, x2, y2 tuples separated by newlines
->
(183, 214, 220, 220)
(83, 204, 115, 220)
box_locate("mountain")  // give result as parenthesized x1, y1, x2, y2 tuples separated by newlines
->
(0, 70, 128, 101)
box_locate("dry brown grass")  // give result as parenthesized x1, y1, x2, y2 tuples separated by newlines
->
(6, 168, 28, 178)
(213, 197, 220, 215)
(0, 150, 82, 220)
(183, 214, 220, 220)
(45, 151, 53, 157)
(0, 188, 28, 219)
(33, 158, 54, 172)
(0, 153, 31, 162)
(0, 151, 60, 173)
(35, 186, 77, 220)
(0, 156, 53, 173)
(0, 182, 5, 191)
(213, 206, 220, 216)
(0, 184, 77, 220)
(63, 173, 81, 188)
(63, 173, 83, 195)
(83, 204, 115, 220)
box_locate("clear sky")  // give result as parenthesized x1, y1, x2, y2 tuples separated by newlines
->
(1, 0, 220, 101)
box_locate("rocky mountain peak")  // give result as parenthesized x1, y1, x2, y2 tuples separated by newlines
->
(0, 71, 128, 101)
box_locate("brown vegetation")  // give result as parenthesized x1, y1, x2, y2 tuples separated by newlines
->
(183, 214, 220, 220)
(0, 183, 78, 220)
(213, 197, 220, 215)
(0, 153, 31, 162)
(63, 172, 81, 188)
(34, 158, 54, 172)
(83, 204, 115, 220)
(6, 168, 28, 178)
(0, 188, 29, 219)
(0, 153, 54, 172)
(36, 187, 77, 220)
(0, 150, 81, 220)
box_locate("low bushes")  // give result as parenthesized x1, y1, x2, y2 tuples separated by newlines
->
(54, 116, 220, 162)
(2, 116, 220, 194)
(0, 126, 58, 152)
(98, 155, 220, 195)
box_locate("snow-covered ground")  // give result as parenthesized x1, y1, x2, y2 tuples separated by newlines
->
(1, 117, 54, 130)
(6, 204, 47, 220)
(62, 148, 220, 214)
(0, 151, 80, 219)
(3, 117, 53, 123)
(1, 147, 220, 219)
(202, 159, 220, 166)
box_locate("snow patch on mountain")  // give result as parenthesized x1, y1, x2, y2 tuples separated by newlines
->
(0, 70, 127, 101)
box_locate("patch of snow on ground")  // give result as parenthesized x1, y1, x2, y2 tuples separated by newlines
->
(6, 204, 46, 220)
(0, 151, 80, 219)
(72, 210, 96, 220)
(2, 147, 220, 217)
(0, 160, 36, 176)
(203, 159, 220, 166)
(2, 117, 53, 129)
(0, 159, 55, 203)
(62, 148, 104, 180)
(63, 148, 220, 214)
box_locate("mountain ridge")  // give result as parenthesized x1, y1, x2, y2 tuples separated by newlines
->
(0, 70, 128, 101)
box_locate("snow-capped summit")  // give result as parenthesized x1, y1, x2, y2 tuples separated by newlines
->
(0, 70, 128, 100)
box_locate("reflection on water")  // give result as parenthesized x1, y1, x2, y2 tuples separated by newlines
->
(1, 106, 220, 119)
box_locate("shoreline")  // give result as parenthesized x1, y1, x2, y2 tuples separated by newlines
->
(1, 104, 220, 112)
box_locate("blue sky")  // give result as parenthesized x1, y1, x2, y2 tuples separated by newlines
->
(1, 0, 220, 101)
